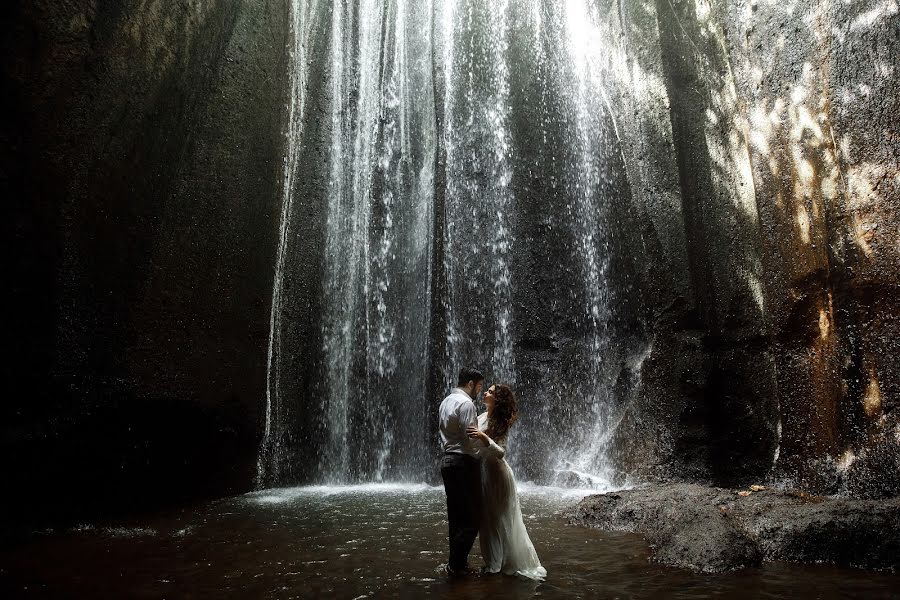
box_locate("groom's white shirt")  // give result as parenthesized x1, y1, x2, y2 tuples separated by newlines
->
(439, 387, 479, 458)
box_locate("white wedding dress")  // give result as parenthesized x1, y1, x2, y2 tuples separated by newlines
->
(477, 412, 547, 581)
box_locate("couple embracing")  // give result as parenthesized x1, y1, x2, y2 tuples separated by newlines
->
(438, 367, 547, 580)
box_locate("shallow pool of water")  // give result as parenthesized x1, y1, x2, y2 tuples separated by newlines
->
(2, 484, 898, 598)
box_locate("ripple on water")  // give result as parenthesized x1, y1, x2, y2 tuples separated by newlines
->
(3, 484, 898, 599)
(245, 482, 442, 504)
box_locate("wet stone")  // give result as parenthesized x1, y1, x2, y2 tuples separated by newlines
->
(567, 483, 900, 573)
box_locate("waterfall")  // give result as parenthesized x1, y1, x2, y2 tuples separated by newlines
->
(313, 0, 437, 482)
(438, 0, 517, 388)
(257, 0, 321, 487)
(557, 2, 615, 482)
(259, 0, 646, 488)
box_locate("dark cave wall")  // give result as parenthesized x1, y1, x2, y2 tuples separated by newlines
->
(3, 0, 290, 526)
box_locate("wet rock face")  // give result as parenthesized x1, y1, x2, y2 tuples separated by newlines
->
(567, 484, 900, 573)
(711, 0, 900, 495)
(625, 0, 900, 495)
(3, 0, 290, 525)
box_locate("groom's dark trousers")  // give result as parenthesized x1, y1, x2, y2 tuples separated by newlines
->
(440, 452, 482, 572)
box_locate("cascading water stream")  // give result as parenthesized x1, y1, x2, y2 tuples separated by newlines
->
(316, 0, 437, 483)
(439, 0, 517, 389)
(259, 0, 647, 489)
(559, 3, 615, 481)
(257, 0, 321, 487)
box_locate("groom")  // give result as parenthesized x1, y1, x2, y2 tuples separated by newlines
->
(438, 366, 484, 576)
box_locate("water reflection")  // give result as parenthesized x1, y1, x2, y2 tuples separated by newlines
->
(2, 485, 898, 598)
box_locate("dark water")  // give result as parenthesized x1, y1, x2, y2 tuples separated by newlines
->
(2, 484, 898, 599)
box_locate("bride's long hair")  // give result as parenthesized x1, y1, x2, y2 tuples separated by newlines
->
(486, 384, 518, 441)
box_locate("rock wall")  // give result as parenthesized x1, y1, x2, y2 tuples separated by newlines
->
(715, 0, 900, 496)
(595, 0, 782, 486)
(619, 0, 899, 495)
(2, 0, 290, 527)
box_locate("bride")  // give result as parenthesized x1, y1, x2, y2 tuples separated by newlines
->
(467, 384, 547, 580)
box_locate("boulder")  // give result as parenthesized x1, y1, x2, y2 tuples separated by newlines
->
(567, 483, 900, 573)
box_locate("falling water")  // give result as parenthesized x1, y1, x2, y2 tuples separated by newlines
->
(558, 3, 615, 481)
(257, 0, 321, 487)
(260, 0, 647, 488)
(313, 0, 437, 482)
(439, 0, 517, 387)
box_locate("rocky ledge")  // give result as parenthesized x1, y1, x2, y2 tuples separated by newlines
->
(566, 483, 900, 573)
